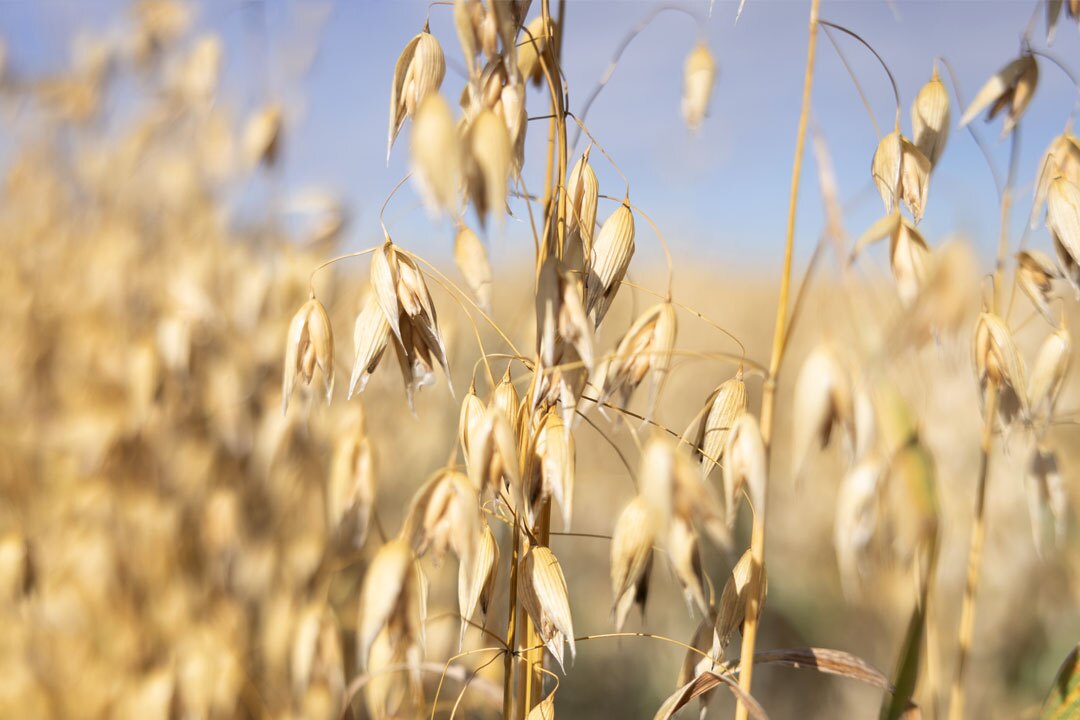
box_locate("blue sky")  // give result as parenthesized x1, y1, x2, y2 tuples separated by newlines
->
(2, 1, 1077, 273)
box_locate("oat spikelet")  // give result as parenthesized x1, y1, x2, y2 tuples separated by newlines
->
(960, 54, 1038, 138)
(871, 132, 931, 223)
(410, 93, 461, 216)
(517, 15, 554, 87)
(722, 413, 766, 528)
(459, 380, 487, 464)
(667, 516, 707, 616)
(243, 103, 283, 168)
(357, 539, 414, 668)
(792, 345, 853, 474)
(388, 28, 446, 163)
(682, 41, 717, 132)
(715, 549, 766, 649)
(691, 369, 748, 479)
(911, 66, 950, 167)
(1028, 327, 1071, 420)
(1016, 250, 1061, 325)
(610, 495, 656, 631)
(349, 294, 392, 398)
(1031, 132, 1080, 229)
(491, 365, 521, 436)
(973, 311, 1028, 425)
(1054, 231, 1080, 298)
(464, 109, 511, 225)
(327, 411, 377, 548)
(586, 202, 635, 327)
(834, 457, 884, 600)
(457, 521, 498, 647)
(566, 148, 599, 271)
(1047, 176, 1080, 268)
(282, 295, 334, 413)
(454, 224, 493, 312)
(600, 302, 677, 423)
(402, 469, 479, 567)
(535, 410, 575, 530)
(520, 546, 576, 670)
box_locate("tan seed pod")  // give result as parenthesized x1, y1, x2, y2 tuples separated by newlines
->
(715, 549, 766, 649)
(834, 457, 884, 600)
(610, 495, 657, 631)
(667, 516, 707, 616)
(565, 148, 599, 270)
(535, 254, 595, 374)
(519, 546, 576, 670)
(536, 410, 575, 530)
(640, 435, 727, 547)
(388, 29, 446, 163)
(960, 54, 1038, 138)
(327, 414, 377, 548)
(792, 345, 853, 475)
(467, 406, 521, 494)
(1026, 445, 1066, 553)
(892, 240, 978, 350)
(851, 213, 930, 303)
(357, 540, 414, 668)
(410, 94, 461, 216)
(1054, 231, 1080, 298)
(402, 469, 479, 566)
(1028, 327, 1071, 419)
(527, 686, 557, 720)
(491, 366, 521, 436)
(453, 0, 484, 78)
(454, 224, 493, 312)
(973, 312, 1028, 424)
(871, 132, 931, 223)
(682, 41, 717, 132)
(1017, 249, 1062, 325)
(1047, 175, 1080, 268)
(1031, 132, 1080, 228)
(690, 369, 747, 478)
(586, 202, 636, 327)
(464, 109, 511, 225)
(723, 413, 766, 528)
(243, 103, 283, 168)
(459, 380, 487, 463)
(517, 15, 554, 86)
(458, 521, 499, 647)
(282, 295, 334, 413)
(349, 294, 392, 398)
(911, 66, 950, 167)
(600, 302, 677, 422)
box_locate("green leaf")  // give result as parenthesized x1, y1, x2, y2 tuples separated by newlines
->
(1040, 643, 1080, 720)
(880, 601, 924, 720)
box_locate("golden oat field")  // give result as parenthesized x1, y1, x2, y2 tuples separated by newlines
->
(1, 1, 1080, 719)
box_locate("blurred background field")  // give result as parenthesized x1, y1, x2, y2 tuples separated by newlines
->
(1, 1, 1079, 719)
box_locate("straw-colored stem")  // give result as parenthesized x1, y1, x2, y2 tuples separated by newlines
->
(736, 1, 819, 718)
(947, 384, 997, 720)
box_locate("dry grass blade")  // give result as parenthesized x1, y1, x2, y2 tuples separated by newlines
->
(654, 670, 769, 720)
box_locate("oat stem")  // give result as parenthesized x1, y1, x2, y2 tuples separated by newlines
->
(735, 2, 819, 719)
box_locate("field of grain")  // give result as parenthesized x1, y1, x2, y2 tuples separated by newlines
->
(2, 1, 1079, 719)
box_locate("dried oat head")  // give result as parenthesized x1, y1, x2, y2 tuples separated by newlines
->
(792, 344, 853, 474)
(1047, 175, 1080, 270)
(722, 413, 766, 528)
(327, 413, 377, 548)
(599, 301, 677, 423)
(565, 147, 599, 271)
(348, 293, 392, 398)
(410, 93, 462, 216)
(1028, 327, 1071, 420)
(457, 520, 499, 647)
(667, 515, 708, 616)
(610, 495, 657, 631)
(973, 311, 1028, 425)
(464, 108, 511, 226)
(911, 65, 950, 167)
(517, 15, 554, 87)
(586, 201, 636, 327)
(491, 365, 521, 437)
(454, 223, 493, 312)
(402, 468, 480, 567)
(871, 131, 931, 223)
(520, 546, 576, 670)
(715, 549, 766, 649)
(960, 53, 1038, 138)
(530, 409, 575, 530)
(388, 27, 446, 163)
(1031, 131, 1080, 229)
(357, 539, 421, 668)
(1017, 249, 1062, 325)
(243, 103, 284, 168)
(459, 380, 487, 464)
(690, 369, 748, 479)
(282, 294, 334, 413)
(834, 457, 884, 600)
(682, 41, 717, 132)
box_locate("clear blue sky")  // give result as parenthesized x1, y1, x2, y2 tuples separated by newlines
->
(2, 1, 1077, 272)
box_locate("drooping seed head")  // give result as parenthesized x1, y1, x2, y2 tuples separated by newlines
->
(453, 224, 492, 312)
(911, 66, 950, 167)
(410, 93, 461, 216)
(682, 41, 717, 132)
(388, 28, 446, 163)
(282, 295, 334, 413)
(586, 202, 636, 327)
(960, 53, 1038, 138)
